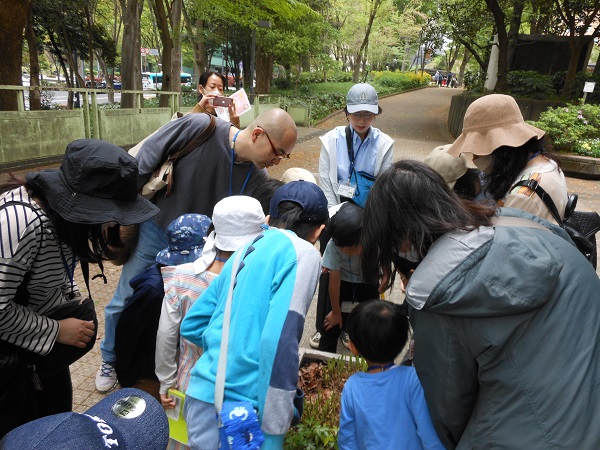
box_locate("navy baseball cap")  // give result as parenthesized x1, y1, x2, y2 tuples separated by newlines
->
(0, 388, 169, 449)
(269, 181, 329, 223)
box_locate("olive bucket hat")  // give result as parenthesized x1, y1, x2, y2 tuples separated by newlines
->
(447, 94, 545, 157)
(26, 139, 159, 225)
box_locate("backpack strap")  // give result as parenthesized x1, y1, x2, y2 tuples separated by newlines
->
(511, 179, 564, 225)
(164, 113, 217, 196)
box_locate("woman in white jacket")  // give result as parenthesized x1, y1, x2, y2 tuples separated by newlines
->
(318, 83, 394, 209)
(311, 83, 394, 350)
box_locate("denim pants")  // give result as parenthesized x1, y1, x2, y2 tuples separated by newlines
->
(100, 218, 168, 363)
(183, 397, 220, 450)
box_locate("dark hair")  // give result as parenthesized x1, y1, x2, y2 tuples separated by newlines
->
(0, 175, 117, 263)
(486, 136, 561, 201)
(347, 300, 409, 363)
(328, 202, 363, 247)
(251, 179, 285, 216)
(198, 71, 226, 88)
(453, 168, 482, 200)
(360, 160, 496, 290)
(268, 201, 327, 241)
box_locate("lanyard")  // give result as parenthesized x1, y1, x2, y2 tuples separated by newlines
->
(347, 128, 367, 179)
(60, 246, 77, 294)
(229, 130, 254, 196)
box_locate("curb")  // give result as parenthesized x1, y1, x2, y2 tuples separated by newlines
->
(561, 154, 600, 180)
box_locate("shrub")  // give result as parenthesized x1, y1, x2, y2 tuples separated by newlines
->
(272, 77, 293, 90)
(534, 104, 600, 155)
(463, 70, 486, 94)
(371, 71, 429, 93)
(327, 71, 353, 83)
(507, 71, 554, 100)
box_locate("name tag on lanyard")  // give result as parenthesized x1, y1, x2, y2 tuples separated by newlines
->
(338, 181, 356, 198)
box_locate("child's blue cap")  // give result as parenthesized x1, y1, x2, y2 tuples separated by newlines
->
(269, 181, 329, 223)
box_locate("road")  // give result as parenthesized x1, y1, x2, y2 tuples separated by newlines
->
(46, 90, 157, 106)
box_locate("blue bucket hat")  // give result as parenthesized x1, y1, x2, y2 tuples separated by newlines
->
(156, 214, 212, 265)
(0, 388, 169, 450)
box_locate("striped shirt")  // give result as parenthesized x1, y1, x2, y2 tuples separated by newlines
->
(0, 186, 79, 355)
(155, 263, 217, 395)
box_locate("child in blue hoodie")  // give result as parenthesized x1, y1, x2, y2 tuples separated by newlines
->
(180, 181, 329, 449)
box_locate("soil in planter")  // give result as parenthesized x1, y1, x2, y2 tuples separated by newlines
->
(285, 357, 366, 449)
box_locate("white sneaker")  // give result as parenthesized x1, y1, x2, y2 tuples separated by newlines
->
(95, 360, 118, 393)
(309, 331, 321, 349)
(340, 331, 350, 349)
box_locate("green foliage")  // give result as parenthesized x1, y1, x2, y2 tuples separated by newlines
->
(562, 72, 600, 105)
(371, 70, 431, 93)
(463, 70, 486, 94)
(533, 104, 600, 156)
(506, 71, 554, 100)
(285, 356, 367, 449)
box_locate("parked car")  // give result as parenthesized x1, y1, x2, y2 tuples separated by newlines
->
(84, 76, 105, 88)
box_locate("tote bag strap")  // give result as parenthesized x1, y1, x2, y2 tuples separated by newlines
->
(214, 250, 244, 422)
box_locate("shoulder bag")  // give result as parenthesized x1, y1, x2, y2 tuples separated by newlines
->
(139, 113, 217, 199)
(511, 179, 600, 268)
(345, 125, 375, 208)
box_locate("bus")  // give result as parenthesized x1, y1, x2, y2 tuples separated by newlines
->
(142, 72, 192, 90)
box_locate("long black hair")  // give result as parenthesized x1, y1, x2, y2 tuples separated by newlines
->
(360, 160, 496, 290)
(0, 174, 118, 263)
(486, 136, 562, 201)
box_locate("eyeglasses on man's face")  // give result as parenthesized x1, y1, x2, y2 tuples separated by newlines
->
(258, 126, 291, 160)
(349, 112, 376, 120)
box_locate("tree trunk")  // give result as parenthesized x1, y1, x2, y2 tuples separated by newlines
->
(0, 0, 29, 110)
(561, 35, 594, 96)
(255, 46, 273, 94)
(484, 0, 509, 92)
(352, 0, 383, 82)
(458, 46, 471, 87)
(506, 0, 524, 70)
(120, 0, 143, 108)
(25, 0, 41, 110)
(170, 0, 182, 105)
(182, 5, 207, 83)
(150, 0, 175, 107)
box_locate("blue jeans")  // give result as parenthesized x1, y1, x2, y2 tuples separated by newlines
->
(100, 218, 168, 363)
(183, 397, 220, 450)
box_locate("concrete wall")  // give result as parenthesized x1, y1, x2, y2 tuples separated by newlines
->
(0, 99, 309, 170)
(0, 110, 85, 165)
(98, 107, 173, 147)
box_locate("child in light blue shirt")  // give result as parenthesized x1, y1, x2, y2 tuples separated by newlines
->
(339, 300, 445, 450)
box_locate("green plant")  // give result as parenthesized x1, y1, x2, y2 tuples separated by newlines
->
(506, 71, 554, 100)
(463, 70, 486, 94)
(574, 138, 600, 158)
(533, 104, 600, 155)
(285, 356, 367, 449)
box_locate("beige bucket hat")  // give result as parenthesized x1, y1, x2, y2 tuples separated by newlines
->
(447, 94, 545, 157)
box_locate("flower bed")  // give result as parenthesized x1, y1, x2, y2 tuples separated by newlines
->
(533, 104, 600, 157)
(284, 350, 366, 450)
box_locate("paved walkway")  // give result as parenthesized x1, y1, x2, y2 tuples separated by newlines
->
(6, 87, 599, 411)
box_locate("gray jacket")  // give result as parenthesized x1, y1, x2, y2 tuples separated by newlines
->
(406, 207, 600, 449)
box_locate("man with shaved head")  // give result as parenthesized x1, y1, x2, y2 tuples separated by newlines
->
(95, 108, 297, 393)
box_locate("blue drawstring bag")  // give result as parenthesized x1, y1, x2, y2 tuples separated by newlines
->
(219, 401, 264, 450)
